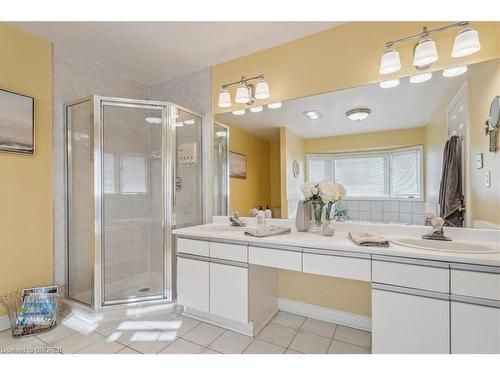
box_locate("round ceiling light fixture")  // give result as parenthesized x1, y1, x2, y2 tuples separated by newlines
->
(346, 108, 371, 121)
(232, 109, 246, 116)
(267, 102, 282, 109)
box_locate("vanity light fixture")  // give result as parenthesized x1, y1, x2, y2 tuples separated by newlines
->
(218, 75, 270, 108)
(184, 119, 195, 125)
(443, 65, 468, 77)
(379, 22, 480, 75)
(303, 110, 322, 120)
(232, 109, 246, 116)
(379, 78, 400, 88)
(250, 105, 263, 113)
(175, 121, 184, 127)
(267, 102, 282, 109)
(409, 72, 432, 83)
(346, 108, 371, 121)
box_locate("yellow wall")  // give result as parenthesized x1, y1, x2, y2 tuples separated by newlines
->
(212, 22, 500, 114)
(227, 124, 271, 216)
(279, 128, 306, 218)
(304, 127, 426, 154)
(0, 24, 53, 315)
(269, 138, 281, 214)
(468, 59, 500, 225)
(279, 271, 372, 316)
(212, 22, 500, 317)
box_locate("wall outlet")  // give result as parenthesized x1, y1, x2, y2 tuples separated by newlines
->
(485, 171, 491, 187)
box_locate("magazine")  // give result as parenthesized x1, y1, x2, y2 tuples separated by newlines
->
(14, 286, 59, 336)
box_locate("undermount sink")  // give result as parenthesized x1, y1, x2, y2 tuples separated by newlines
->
(199, 224, 251, 232)
(391, 238, 499, 254)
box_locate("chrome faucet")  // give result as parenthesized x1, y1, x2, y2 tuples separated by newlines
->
(229, 211, 246, 227)
(422, 216, 451, 241)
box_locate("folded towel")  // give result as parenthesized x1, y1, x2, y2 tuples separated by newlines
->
(348, 232, 389, 247)
(245, 225, 291, 238)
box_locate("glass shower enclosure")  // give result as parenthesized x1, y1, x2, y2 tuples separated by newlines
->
(65, 96, 202, 309)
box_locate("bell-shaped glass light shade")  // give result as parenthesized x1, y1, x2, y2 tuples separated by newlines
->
(379, 78, 400, 88)
(443, 65, 468, 78)
(254, 77, 270, 99)
(235, 83, 251, 104)
(379, 48, 401, 75)
(452, 28, 481, 58)
(218, 88, 231, 108)
(413, 39, 439, 67)
(409, 72, 432, 83)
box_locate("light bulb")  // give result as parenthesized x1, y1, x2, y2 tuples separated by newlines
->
(452, 28, 481, 58)
(379, 48, 401, 75)
(254, 77, 270, 99)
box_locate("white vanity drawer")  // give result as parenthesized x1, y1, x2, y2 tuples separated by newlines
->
(177, 238, 210, 257)
(372, 256, 449, 293)
(248, 246, 302, 271)
(210, 242, 248, 263)
(451, 266, 500, 301)
(303, 252, 371, 282)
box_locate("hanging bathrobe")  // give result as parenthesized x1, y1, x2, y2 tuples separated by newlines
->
(438, 136, 464, 227)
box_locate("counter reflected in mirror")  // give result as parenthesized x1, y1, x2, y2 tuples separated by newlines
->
(214, 58, 500, 229)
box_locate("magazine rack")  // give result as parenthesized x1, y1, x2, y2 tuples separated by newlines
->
(0, 288, 61, 338)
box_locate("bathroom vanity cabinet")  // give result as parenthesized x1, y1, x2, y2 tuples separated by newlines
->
(175, 232, 500, 353)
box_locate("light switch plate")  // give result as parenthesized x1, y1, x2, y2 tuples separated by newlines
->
(476, 153, 483, 169)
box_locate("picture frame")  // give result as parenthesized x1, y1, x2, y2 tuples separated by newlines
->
(0, 88, 35, 155)
(229, 151, 247, 179)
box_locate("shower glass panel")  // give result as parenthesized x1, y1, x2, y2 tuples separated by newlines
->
(67, 99, 93, 306)
(175, 108, 203, 229)
(101, 104, 164, 302)
(213, 123, 229, 216)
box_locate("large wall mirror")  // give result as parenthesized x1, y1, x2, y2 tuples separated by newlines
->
(214, 58, 500, 229)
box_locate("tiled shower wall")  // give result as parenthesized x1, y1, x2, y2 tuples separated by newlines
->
(339, 200, 438, 225)
(53, 45, 149, 287)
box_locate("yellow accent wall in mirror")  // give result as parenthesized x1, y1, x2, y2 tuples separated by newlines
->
(0, 23, 53, 316)
(226, 124, 272, 216)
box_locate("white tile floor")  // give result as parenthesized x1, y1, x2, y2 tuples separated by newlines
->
(0, 308, 371, 354)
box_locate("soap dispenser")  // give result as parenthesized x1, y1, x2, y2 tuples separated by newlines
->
(264, 205, 272, 219)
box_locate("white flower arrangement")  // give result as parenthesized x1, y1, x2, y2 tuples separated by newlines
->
(301, 180, 346, 204)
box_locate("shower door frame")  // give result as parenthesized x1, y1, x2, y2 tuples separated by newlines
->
(66, 95, 176, 310)
(94, 96, 175, 308)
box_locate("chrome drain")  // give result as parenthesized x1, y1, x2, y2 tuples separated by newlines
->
(138, 287, 150, 293)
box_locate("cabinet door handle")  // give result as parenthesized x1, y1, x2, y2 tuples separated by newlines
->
(372, 283, 450, 301)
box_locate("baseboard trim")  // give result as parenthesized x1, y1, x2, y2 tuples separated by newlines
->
(277, 298, 371, 332)
(0, 315, 10, 332)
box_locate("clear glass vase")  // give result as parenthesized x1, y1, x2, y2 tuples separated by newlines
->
(309, 201, 324, 233)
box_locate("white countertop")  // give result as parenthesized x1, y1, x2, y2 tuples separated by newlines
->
(173, 220, 500, 267)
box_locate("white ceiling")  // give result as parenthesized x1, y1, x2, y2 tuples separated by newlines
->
(11, 21, 342, 85)
(216, 71, 465, 140)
